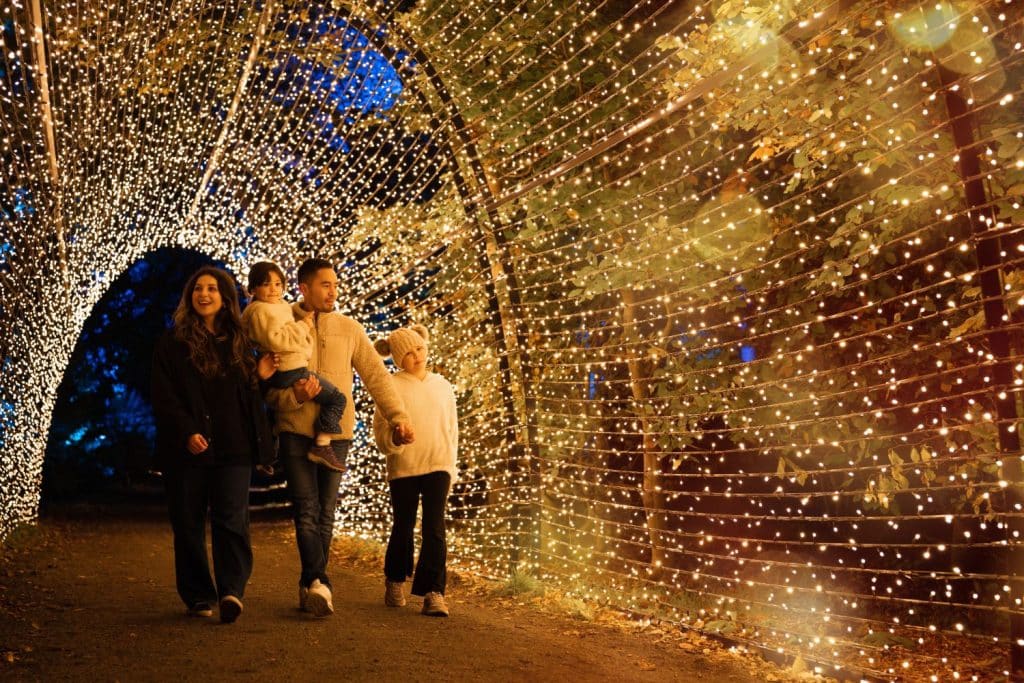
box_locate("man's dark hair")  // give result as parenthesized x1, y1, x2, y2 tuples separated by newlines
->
(297, 258, 334, 285)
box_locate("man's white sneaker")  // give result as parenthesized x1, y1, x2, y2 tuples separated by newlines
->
(384, 580, 406, 607)
(422, 591, 449, 617)
(306, 579, 334, 617)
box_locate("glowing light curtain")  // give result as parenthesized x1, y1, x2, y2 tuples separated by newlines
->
(2, 0, 1023, 679)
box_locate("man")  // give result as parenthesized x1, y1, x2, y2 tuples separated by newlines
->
(267, 258, 415, 617)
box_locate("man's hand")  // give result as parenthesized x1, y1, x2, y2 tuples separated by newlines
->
(186, 434, 209, 455)
(255, 464, 275, 477)
(393, 422, 415, 446)
(257, 352, 280, 380)
(292, 375, 322, 403)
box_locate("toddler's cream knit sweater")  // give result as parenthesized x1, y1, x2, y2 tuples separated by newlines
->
(241, 299, 312, 372)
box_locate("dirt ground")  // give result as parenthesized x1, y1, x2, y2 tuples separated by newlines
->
(0, 508, 783, 682)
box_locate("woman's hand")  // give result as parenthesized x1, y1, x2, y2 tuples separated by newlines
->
(257, 352, 280, 380)
(186, 434, 209, 455)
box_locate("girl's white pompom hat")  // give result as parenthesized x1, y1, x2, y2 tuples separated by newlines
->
(374, 324, 429, 363)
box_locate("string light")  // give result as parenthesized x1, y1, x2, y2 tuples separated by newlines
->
(1, 0, 1022, 679)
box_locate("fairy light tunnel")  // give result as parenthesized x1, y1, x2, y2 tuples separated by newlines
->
(2, 0, 1023, 679)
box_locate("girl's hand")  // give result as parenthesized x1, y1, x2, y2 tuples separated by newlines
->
(393, 423, 415, 445)
(257, 352, 280, 380)
(301, 315, 315, 330)
(186, 434, 209, 454)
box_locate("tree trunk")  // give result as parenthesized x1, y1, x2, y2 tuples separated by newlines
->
(938, 64, 1024, 679)
(621, 288, 669, 574)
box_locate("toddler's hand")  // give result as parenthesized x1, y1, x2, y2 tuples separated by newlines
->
(257, 352, 280, 380)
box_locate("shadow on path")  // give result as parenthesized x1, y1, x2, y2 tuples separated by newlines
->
(0, 511, 760, 682)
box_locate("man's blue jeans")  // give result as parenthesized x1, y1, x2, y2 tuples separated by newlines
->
(280, 432, 349, 588)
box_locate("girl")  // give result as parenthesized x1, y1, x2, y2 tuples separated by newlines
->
(373, 324, 458, 617)
(241, 261, 348, 471)
(151, 266, 277, 623)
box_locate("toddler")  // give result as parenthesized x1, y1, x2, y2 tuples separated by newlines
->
(242, 261, 347, 471)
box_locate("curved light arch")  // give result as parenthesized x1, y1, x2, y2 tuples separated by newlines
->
(2, 1, 1023, 678)
(0, 0, 529, 538)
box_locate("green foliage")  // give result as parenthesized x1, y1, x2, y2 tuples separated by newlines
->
(494, 568, 543, 597)
(862, 630, 917, 650)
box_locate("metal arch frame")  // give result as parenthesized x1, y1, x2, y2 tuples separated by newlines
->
(25, 0, 67, 281)
(185, 1, 277, 235)
(334, 6, 541, 567)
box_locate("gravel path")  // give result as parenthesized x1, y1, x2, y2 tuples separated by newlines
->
(0, 510, 764, 682)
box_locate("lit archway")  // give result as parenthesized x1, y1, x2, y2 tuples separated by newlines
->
(2, 1, 1023, 678)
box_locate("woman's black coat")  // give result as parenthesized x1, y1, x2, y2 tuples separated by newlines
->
(151, 330, 275, 471)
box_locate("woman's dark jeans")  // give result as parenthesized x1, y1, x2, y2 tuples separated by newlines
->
(280, 432, 348, 588)
(385, 471, 451, 596)
(164, 463, 253, 607)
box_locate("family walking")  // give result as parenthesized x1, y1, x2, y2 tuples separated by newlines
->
(150, 258, 458, 623)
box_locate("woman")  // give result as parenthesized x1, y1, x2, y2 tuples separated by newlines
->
(151, 266, 276, 623)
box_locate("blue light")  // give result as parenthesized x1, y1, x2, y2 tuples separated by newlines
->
(740, 345, 756, 362)
(0, 397, 13, 449)
(262, 15, 405, 158)
(66, 425, 88, 445)
(13, 188, 34, 217)
(128, 260, 150, 282)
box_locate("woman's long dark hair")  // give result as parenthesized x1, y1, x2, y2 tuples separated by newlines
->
(172, 266, 257, 383)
